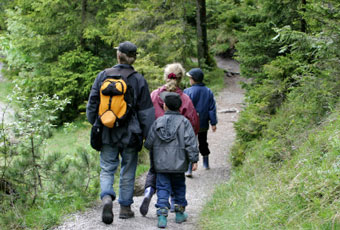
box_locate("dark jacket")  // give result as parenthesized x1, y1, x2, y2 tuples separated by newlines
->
(86, 64, 155, 149)
(184, 83, 217, 131)
(144, 111, 199, 173)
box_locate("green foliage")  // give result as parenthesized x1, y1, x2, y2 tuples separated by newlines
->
(105, 0, 196, 68)
(0, 0, 201, 123)
(232, 0, 309, 80)
(201, 107, 340, 229)
(203, 67, 225, 93)
(49, 48, 103, 121)
(232, 13, 340, 164)
(133, 53, 164, 91)
(236, 22, 281, 80)
(204, 0, 340, 228)
(233, 53, 305, 147)
(230, 140, 249, 167)
(0, 90, 101, 229)
(0, 80, 14, 103)
(0, 0, 131, 122)
(207, 0, 260, 56)
(0, 0, 14, 31)
(0, 87, 69, 202)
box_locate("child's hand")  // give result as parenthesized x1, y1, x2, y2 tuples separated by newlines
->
(211, 125, 217, 132)
(192, 163, 198, 171)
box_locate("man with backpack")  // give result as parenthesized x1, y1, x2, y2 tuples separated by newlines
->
(86, 41, 155, 225)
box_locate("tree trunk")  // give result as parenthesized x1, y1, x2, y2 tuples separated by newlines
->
(301, 0, 307, 33)
(196, 0, 211, 67)
(31, 136, 42, 190)
(80, 0, 87, 48)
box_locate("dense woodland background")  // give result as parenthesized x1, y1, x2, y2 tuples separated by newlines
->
(0, 0, 340, 229)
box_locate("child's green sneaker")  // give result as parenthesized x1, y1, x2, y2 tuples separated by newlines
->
(157, 208, 168, 228)
(158, 215, 167, 228)
(174, 205, 188, 223)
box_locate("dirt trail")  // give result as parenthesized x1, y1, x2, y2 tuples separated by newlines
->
(54, 57, 246, 230)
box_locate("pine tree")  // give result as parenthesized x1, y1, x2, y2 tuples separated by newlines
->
(1, 0, 133, 122)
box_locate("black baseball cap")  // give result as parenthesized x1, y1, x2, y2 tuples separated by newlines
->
(186, 68, 204, 82)
(115, 41, 138, 57)
(160, 92, 182, 111)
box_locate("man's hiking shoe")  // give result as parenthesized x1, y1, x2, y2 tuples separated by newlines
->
(203, 156, 210, 170)
(101, 195, 113, 224)
(185, 162, 193, 177)
(119, 205, 135, 219)
(140, 187, 155, 216)
(175, 205, 188, 223)
(157, 208, 168, 228)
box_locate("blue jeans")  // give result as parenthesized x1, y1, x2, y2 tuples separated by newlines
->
(100, 144, 138, 206)
(156, 173, 187, 209)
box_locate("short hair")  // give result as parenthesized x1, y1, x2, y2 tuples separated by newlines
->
(163, 63, 185, 92)
(117, 51, 136, 65)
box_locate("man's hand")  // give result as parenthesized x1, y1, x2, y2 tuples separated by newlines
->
(211, 125, 217, 132)
(192, 163, 198, 171)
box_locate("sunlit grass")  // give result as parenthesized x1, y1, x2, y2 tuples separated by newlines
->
(0, 114, 151, 230)
(201, 107, 340, 229)
(43, 116, 92, 155)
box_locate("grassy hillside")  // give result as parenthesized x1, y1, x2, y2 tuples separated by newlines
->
(200, 68, 340, 229)
(200, 1, 340, 227)
(201, 105, 340, 229)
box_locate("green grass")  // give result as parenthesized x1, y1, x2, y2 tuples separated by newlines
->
(205, 68, 226, 94)
(200, 107, 340, 229)
(0, 114, 150, 230)
(43, 116, 93, 155)
(1, 188, 98, 230)
(24, 196, 94, 230)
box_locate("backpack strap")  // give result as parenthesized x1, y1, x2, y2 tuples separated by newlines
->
(104, 67, 136, 80)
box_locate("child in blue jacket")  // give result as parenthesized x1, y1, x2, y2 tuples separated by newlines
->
(184, 68, 217, 171)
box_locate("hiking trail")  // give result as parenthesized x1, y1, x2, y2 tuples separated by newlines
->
(54, 57, 246, 230)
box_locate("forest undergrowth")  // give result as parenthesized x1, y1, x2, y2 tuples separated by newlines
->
(1, 0, 340, 229)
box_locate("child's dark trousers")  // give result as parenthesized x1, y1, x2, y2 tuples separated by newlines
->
(156, 173, 187, 209)
(198, 130, 210, 156)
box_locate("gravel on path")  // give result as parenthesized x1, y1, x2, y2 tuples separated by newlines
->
(54, 58, 246, 230)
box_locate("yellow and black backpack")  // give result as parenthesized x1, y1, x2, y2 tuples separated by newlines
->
(99, 68, 136, 128)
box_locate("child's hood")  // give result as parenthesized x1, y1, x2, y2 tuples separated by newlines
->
(155, 113, 183, 142)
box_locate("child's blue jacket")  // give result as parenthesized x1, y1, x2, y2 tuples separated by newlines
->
(184, 83, 217, 130)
